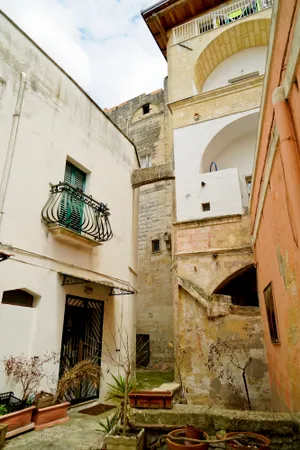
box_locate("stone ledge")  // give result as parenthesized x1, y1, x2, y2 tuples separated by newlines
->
(132, 164, 174, 188)
(130, 405, 300, 449)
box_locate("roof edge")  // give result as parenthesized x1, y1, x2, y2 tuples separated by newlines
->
(0, 9, 140, 167)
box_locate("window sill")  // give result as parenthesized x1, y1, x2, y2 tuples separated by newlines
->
(48, 225, 102, 249)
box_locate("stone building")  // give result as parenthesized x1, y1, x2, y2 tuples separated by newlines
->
(251, 0, 300, 411)
(142, 0, 273, 410)
(0, 10, 139, 403)
(106, 82, 174, 369)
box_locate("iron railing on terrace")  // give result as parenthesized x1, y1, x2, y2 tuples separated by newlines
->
(172, 0, 273, 44)
(41, 182, 113, 242)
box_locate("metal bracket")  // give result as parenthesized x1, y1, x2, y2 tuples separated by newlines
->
(62, 275, 88, 285)
(109, 287, 135, 296)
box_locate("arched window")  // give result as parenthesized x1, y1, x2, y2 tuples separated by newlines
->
(2, 289, 34, 308)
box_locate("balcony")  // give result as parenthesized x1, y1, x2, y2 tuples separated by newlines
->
(42, 182, 113, 247)
(172, 0, 273, 44)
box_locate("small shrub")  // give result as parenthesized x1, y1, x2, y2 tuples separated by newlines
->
(97, 413, 118, 434)
(3, 351, 59, 400)
(105, 374, 135, 405)
(56, 360, 101, 402)
(0, 404, 8, 416)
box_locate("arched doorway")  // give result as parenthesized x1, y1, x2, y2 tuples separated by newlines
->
(214, 264, 259, 307)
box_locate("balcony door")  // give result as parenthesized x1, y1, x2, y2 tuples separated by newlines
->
(59, 162, 86, 233)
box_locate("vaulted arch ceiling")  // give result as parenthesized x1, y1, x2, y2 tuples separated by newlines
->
(194, 18, 271, 93)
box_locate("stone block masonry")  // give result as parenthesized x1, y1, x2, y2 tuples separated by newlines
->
(106, 83, 174, 369)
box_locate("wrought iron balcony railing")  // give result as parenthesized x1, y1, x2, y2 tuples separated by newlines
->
(42, 182, 113, 243)
(172, 0, 273, 44)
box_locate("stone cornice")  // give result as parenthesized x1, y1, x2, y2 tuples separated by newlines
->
(168, 75, 264, 112)
(132, 163, 174, 188)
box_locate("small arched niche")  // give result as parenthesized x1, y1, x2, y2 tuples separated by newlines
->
(214, 264, 259, 307)
(194, 18, 271, 93)
(2, 289, 39, 308)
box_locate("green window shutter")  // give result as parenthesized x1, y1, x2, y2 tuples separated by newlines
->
(65, 161, 86, 190)
(60, 162, 87, 233)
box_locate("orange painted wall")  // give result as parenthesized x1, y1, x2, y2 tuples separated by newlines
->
(251, 0, 300, 411)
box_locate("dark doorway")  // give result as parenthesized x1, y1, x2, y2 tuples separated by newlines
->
(136, 334, 150, 367)
(214, 265, 259, 307)
(60, 296, 104, 404)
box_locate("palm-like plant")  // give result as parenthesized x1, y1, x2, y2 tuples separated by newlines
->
(105, 374, 136, 405)
(98, 412, 119, 434)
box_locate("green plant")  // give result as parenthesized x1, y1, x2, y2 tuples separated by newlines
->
(106, 374, 136, 405)
(97, 412, 118, 434)
(0, 404, 8, 416)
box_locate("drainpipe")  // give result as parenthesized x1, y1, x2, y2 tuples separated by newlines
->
(0, 72, 27, 234)
(272, 86, 300, 247)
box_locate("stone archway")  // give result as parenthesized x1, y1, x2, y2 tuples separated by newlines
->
(214, 264, 259, 307)
(194, 18, 271, 93)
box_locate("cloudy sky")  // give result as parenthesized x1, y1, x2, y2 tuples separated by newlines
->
(0, 0, 167, 108)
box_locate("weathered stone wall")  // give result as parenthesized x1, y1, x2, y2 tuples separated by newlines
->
(172, 215, 271, 410)
(130, 405, 300, 450)
(106, 83, 174, 369)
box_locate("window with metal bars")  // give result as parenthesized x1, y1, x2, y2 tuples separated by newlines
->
(59, 162, 86, 233)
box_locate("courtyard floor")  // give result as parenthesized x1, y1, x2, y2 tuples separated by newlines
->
(4, 408, 110, 450)
(4, 371, 174, 450)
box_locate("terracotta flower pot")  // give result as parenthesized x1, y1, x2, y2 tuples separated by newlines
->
(129, 390, 173, 409)
(186, 426, 204, 440)
(166, 428, 209, 449)
(224, 432, 270, 450)
(33, 402, 70, 431)
(0, 405, 35, 438)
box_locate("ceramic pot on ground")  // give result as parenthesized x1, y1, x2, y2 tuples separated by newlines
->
(224, 432, 270, 450)
(33, 402, 70, 431)
(166, 428, 209, 449)
(0, 406, 35, 438)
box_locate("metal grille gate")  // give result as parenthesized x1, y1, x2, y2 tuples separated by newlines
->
(59, 296, 104, 404)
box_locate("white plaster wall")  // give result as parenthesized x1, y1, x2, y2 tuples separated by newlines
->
(203, 47, 267, 92)
(174, 109, 259, 222)
(214, 133, 256, 206)
(0, 12, 138, 284)
(0, 257, 136, 400)
(0, 12, 138, 399)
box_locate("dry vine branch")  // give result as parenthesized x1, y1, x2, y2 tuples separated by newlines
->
(206, 327, 255, 410)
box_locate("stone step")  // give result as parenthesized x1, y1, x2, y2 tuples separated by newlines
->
(152, 382, 181, 394)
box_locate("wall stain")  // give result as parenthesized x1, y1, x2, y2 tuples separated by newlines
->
(276, 246, 298, 299)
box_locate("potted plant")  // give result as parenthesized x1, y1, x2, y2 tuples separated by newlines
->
(33, 359, 102, 430)
(102, 327, 145, 450)
(0, 351, 58, 438)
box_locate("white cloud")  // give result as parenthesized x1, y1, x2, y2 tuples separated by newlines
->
(0, 0, 167, 107)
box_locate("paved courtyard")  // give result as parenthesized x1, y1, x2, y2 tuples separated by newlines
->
(4, 408, 111, 450)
